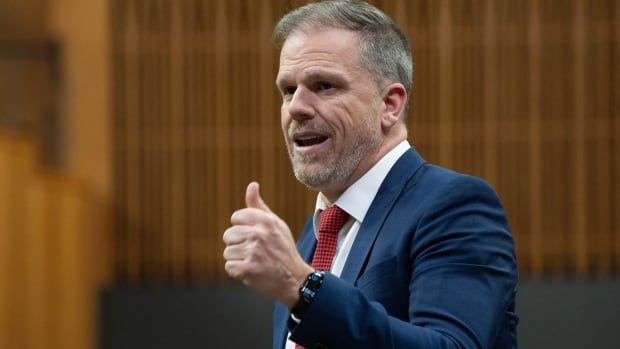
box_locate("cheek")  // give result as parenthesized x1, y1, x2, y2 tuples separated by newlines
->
(326, 99, 357, 132)
(280, 111, 292, 140)
(280, 107, 288, 129)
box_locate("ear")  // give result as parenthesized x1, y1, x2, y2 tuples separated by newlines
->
(380, 83, 407, 129)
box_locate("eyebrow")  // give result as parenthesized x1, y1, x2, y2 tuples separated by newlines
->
(305, 70, 343, 83)
(276, 69, 346, 89)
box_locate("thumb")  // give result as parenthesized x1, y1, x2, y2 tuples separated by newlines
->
(245, 182, 272, 212)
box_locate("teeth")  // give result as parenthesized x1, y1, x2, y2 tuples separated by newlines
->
(295, 135, 327, 147)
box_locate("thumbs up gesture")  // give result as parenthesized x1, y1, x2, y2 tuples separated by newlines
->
(223, 182, 314, 307)
(244, 181, 271, 212)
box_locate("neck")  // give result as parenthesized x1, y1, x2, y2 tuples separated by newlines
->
(321, 125, 408, 202)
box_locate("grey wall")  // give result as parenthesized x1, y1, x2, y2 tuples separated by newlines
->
(100, 283, 273, 349)
(516, 279, 620, 349)
(100, 280, 620, 349)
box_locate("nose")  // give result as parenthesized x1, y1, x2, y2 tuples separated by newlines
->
(287, 87, 315, 122)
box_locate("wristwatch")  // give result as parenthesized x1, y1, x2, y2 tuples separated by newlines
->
(291, 271, 325, 318)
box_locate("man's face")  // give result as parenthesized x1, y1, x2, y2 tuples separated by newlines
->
(276, 28, 384, 196)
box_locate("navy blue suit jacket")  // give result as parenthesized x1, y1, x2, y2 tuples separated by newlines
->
(273, 148, 518, 349)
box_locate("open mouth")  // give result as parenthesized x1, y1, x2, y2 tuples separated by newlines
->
(294, 133, 328, 147)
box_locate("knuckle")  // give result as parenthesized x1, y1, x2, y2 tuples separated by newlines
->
(244, 262, 260, 278)
(245, 248, 260, 263)
(225, 260, 247, 279)
(245, 239, 255, 251)
(254, 214, 277, 235)
(268, 215, 279, 229)
(247, 227, 266, 243)
(230, 209, 243, 223)
(244, 228, 257, 241)
(224, 261, 235, 276)
(222, 227, 232, 243)
(252, 229, 263, 240)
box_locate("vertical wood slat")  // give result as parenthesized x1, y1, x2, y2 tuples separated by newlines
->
(160, 0, 173, 280)
(110, 0, 620, 283)
(259, 0, 278, 228)
(0, 135, 8, 349)
(185, 0, 198, 279)
(573, 0, 589, 276)
(213, 0, 232, 280)
(55, 179, 91, 349)
(23, 178, 50, 349)
(110, 0, 125, 283)
(169, 0, 186, 281)
(203, 0, 218, 278)
(589, 0, 613, 276)
(122, 0, 141, 281)
(613, 0, 620, 271)
(1, 135, 36, 349)
(482, 0, 501, 259)
(437, 0, 453, 168)
(528, 0, 543, 276)
(0, 134, 13, 349)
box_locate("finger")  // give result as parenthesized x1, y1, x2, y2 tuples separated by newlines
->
(223, 243, 248, 261)
(245, 182, 272, 212)
(230, 207, 273, 226)
(223, 225, 257, 245)
(224, 260, 244, 279)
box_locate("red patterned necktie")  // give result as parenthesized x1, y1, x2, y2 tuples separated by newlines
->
(295, 205, 349, 349)
(311, 205, 350, 270)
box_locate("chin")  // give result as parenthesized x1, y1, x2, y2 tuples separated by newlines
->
(293, 165, 334, 190)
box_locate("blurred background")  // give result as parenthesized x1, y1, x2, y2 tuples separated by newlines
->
(0, 0, 618, 348)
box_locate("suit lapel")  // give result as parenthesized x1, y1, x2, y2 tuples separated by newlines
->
(339, 148, 425, 284)
(297, 217, 318, 263)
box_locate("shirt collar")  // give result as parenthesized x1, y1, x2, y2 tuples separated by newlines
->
(312, 140, 411, 235)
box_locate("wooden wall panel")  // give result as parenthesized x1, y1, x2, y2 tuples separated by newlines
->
(614, 0, 620, 272)
(110, 0, 619, 282)
(0, 131, 103, 349)
(0, 3, 111, 349)
(48, 0, 112, 198)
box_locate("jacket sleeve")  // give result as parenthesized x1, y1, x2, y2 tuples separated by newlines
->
(288, 175, 518, 349)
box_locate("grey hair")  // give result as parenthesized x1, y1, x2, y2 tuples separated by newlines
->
(273, 0, 413, 118)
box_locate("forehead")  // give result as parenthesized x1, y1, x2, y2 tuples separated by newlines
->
(277, 28, 363, 81)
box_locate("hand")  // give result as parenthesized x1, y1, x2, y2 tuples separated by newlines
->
(223, 182, 314, 307)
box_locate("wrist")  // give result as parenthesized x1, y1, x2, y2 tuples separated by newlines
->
(290, 271, 325, 319)
(284, 263, 314, 308)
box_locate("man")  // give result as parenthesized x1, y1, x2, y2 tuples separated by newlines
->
(223, 1, 518, 348)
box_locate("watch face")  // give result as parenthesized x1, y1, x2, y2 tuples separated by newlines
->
(301, 287, 316, 300)
(307, 271, 324, 289)
(293, 272, 325, 317)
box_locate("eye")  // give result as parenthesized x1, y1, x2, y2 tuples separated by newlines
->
(316, 81, 333, 91)
(283, 86, 297, 96)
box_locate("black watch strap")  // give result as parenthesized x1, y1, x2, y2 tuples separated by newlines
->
(291, 271, 325, 318)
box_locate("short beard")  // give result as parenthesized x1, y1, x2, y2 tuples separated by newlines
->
(287, 119, 382, 192)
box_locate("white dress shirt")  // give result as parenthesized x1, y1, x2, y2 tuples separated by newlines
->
(285, 140, 411, 349)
